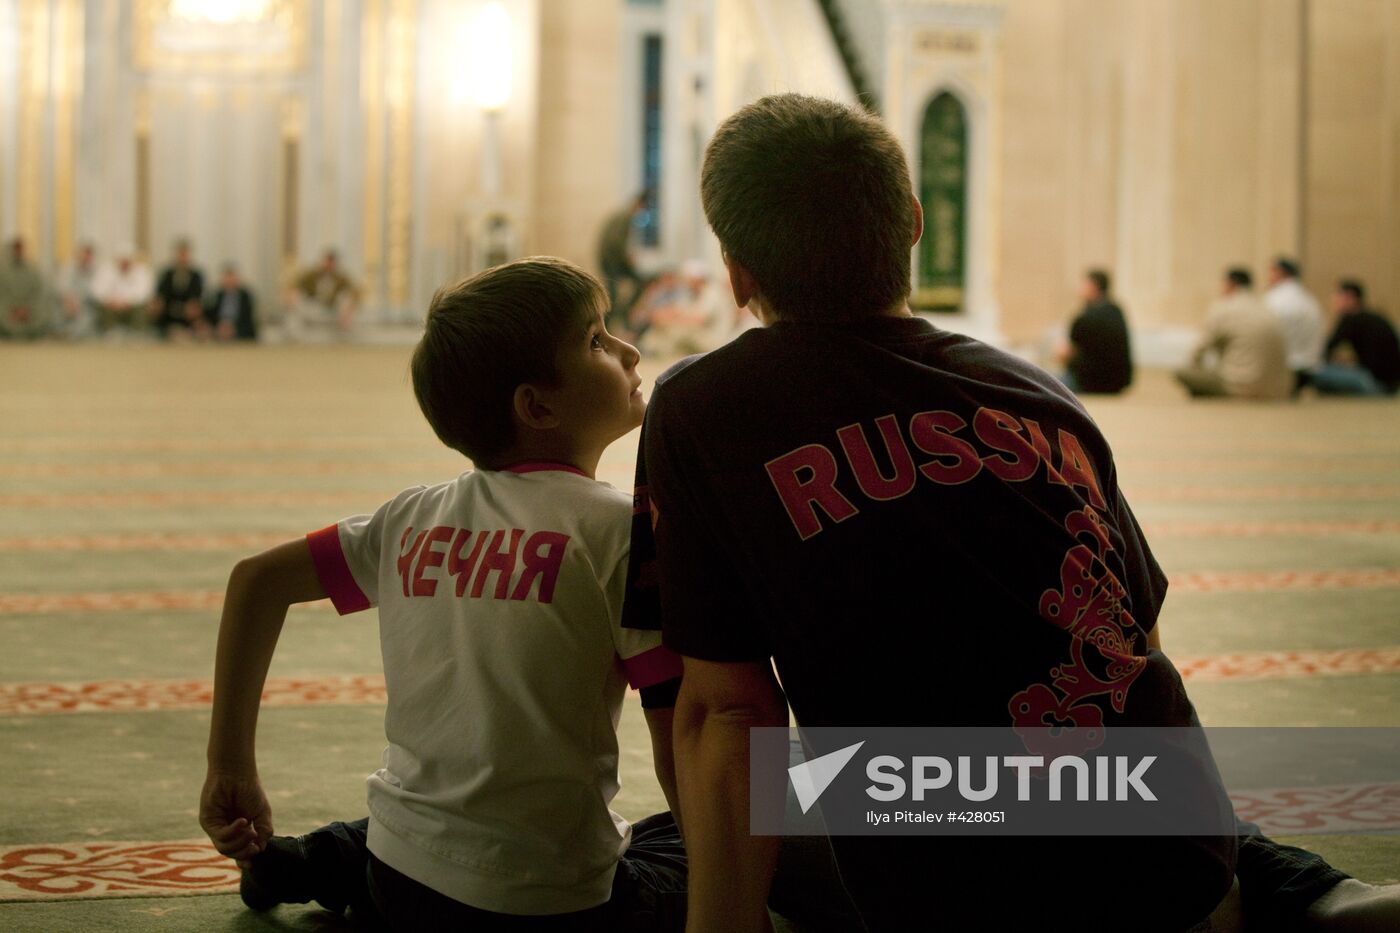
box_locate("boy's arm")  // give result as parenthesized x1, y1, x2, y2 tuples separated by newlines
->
(636, 661, 683, 824)
(200, 539, 327, 860)
(674, 656, 787, 933)
(643, 704, 681, 826)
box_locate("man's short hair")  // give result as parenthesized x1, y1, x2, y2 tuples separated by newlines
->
(1087, 269, 1111, 297)
(700, 94, 915, 321)
(1273, 256, 1300, 278)
(1227, 267, 1253, 289)
(1339, 278, 1365, 303)
(411, 257, 604, 467)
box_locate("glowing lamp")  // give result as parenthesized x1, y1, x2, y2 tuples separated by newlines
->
(463, 2, 512, 112)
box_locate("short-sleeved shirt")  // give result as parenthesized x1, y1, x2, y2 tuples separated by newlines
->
(596, 210, 636, 273)
(1264, 278, 1325, 371)
(1198, 292, 1293, 399)
(1068, 299, 1133, 393)
(308, 464, 679, 915)
(156, 265, 203, 313)
(638, 319, 1170, 729)
(1327, 309, 1400, 392)
(627, 319, 1235, 928)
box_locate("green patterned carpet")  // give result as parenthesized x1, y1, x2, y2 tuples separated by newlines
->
(0, 344, 1396, 931)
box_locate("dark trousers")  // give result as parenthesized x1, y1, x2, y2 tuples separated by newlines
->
(280, 771, 1345, 933)
(298, 813, 685, 932)
(1235, 821, 1350, 932)
(823, 821, 1349, 933)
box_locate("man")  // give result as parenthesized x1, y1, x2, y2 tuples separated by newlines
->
(1176, 268, 1292, 400)
(290, 249, 359, 339)
(1263, 256, 1324, 393)
(55, 242, 99, 340)
(92, 247, 155, 336)
(643, 94, 1242, 932)
(633, 95, 1400, 933)
(0, 237, 50, 340)
(152, 239, 206, 339)
(1062, 268, 1133, 394)
(1311, 280, 1400, 396)
(596, 192, 649, 336)
(204, 264, 258, 342)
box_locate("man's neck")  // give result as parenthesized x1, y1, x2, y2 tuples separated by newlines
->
(764, 302, 914, 325)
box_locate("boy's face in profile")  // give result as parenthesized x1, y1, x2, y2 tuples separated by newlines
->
(546, 305, 645, 452)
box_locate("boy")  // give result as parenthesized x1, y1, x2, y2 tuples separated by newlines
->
(199, 257, 685, 930)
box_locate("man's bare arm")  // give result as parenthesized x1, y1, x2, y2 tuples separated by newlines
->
(673, 656, 787, 933)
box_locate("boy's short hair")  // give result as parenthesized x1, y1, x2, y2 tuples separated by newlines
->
(412, 257, 605, 466)
(1227, 267, 1253, 289)
(1086, 269, 1111, 296)
(1338, 278, 1365, 302)
(700, 93, 915, 322)
(1273, 256, 1300, 278)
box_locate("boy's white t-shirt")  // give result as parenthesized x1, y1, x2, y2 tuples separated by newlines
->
(305, 463, 681, 915)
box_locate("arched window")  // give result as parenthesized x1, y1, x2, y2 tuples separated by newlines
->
(917, 92, 967, 311)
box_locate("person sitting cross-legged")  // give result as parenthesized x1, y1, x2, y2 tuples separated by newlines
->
(199, 258, 689, 931)
(1312, 279, 1400, 397)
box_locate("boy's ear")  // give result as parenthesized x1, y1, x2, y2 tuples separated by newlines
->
(910, 195, 924, 248)
(724, 254, 760, 310)
(512, 383, 560, 431)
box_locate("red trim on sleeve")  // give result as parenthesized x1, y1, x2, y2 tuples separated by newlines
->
(306, 525, 372, 615)
(502, 461, 589, 477)
(622, 645, 684, 690)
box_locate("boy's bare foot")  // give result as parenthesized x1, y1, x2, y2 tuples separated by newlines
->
(239, 834, 345, 913)
(1303, 879, 1400, 932)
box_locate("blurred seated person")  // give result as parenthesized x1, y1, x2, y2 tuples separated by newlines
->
(597, 192, 649, 333)
(634, 260, 742, 356)
(152, 238, 206, 340)
(55, 242, 99, 340)
(1175, 267, 1292, 400)
(0, 236, 51, 340)
(1312, 279, 1400, 397)
(92, 246, 154, 336)
(1264, 255, 1324, 393)
(1059, 267, 1133, 394)
(289, 248, 358, 340)
(204, 264, 258, 342)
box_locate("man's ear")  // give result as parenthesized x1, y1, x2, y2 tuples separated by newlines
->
(512, 384, 560, 431)
(725, 254, 760, 309)
(910, 195, 924, 248)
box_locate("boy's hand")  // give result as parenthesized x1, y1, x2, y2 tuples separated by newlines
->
(199, 770, 273, 861)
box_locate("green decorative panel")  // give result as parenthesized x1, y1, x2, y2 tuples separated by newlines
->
(917, 92, 967, 311)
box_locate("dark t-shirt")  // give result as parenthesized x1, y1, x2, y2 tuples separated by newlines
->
(1327, 309, 1400, 392)
(625, 318, 1233, 929)
(596, 210, 636, 273)
(156, 266, 204, 319)
(1068, 299, 1133, 394)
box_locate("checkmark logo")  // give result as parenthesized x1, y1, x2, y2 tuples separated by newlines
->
(788, 741, 865, 814)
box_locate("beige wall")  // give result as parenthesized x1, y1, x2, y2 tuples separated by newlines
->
(1306, 0, 1400, 320)
(998, 0, 1310, 345)
(531, 0, 623, 271)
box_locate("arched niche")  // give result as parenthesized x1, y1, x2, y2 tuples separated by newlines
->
(915, 90, 968, 312)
